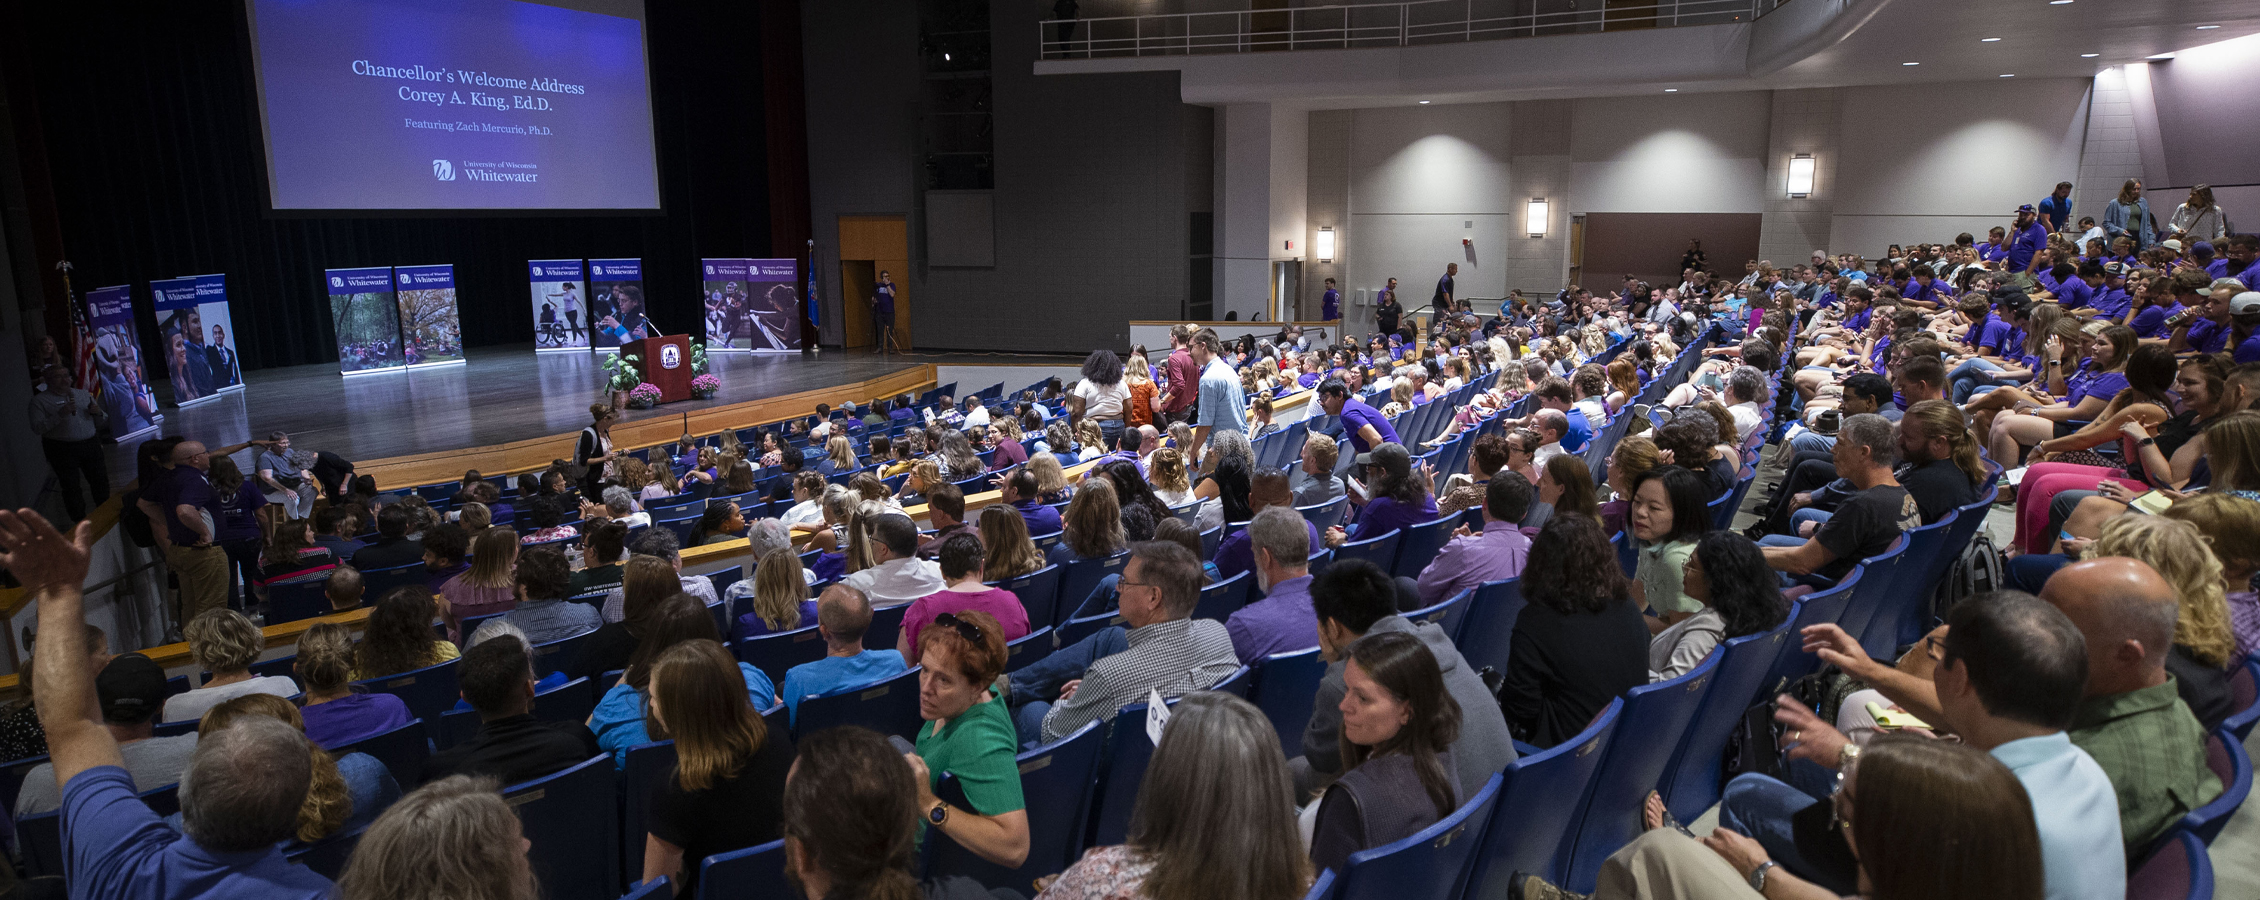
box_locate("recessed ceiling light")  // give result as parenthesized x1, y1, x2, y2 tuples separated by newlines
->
(2048, 0, 2072, 5)
(1903, 61, 1920, 66)
(2001, 73, 2016, 77)
(1981, 37, 2002, 42)
(1664, 88, 1678, 92)
(1418, 100, 1431, 104)
(2081, 52, 2100, 57)
(2197, 24, 2220, 29)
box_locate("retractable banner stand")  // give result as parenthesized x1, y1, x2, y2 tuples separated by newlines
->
(85, 285, 162, 441)
(152, 274, 245, 407)
(529, 259, 588, 351)
(393, 264, 466, 368)
(326, 266, 406, 375)
(587, 258, 646, 351)
(701, 258, 801, 352)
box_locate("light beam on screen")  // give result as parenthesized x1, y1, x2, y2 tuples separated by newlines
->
(243, 0, 660, 213)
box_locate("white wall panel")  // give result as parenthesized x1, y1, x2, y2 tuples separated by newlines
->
(1347, 213, 1510, 300)
(1348, 104, 1513, 216)
(1832, 78, 2089, 219)
(1567, 92, 1771, 213)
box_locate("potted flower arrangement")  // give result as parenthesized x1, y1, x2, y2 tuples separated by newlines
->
(626, 382, 664, 410)
(691, 373, 721, 400)
(601, 353, 642, 409)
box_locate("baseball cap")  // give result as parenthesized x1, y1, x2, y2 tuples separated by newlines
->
(96, 653, 170, 725)
(1353, 442, 1412, 477)
(2161, 239, 2185, 252)
(2016, 204, 2036, 213)
(2232, 292, 2260, 316)
(2104, 261, 2126, 276)
(2192, 240, 2216, 258)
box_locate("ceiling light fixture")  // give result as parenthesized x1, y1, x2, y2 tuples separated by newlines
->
(2081, 53, 2100, 57)
(1664, 88, 1679, 92)
(1981, 37, 2002, 42)
(1418, 100, 1431, 104)
(2048, 0, 2072, 4)
(2148, 52, 2178, 59)
(1903, 61, 1920, 66)
(2001, 73, 2016, 77)
(2197, 24, 2220, 29)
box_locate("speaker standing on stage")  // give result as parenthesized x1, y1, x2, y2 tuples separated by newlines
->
(29, 364, 108, 522)
(873, 271, 897, 348)
(576, 405, 619, 498)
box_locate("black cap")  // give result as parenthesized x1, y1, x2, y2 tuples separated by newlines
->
(96, 653, 170, 725)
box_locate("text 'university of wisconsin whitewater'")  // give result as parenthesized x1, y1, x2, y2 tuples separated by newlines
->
(447, 160, 539, 182)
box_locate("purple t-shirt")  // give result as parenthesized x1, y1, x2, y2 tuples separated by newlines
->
(2064, 365, 2130, 407)
(2131, 303, 2182, 339)
(1975, 316, 2016, 353)
(1336, 399, 1401, 456)
(734, 600, 820, 642)
(901, 586, 1032, 652)
(1212, 519, 1323, 582)
(301, 692, 414, 750)
(2237, 332, 2260, 365)
(2184, 318, 2231, 354)
(158, 468, 222, 546)
(61, 765, 333, 899)
(1012, 499, 1063, 536)
(1347, 494, 1440, 542)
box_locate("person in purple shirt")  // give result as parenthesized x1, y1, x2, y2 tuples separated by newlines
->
(1001, 470, 1061, 536)
(2006, 204, 2050, 272)
(1213, 469, 1324, 582)
(295, 623, 414, 750)
(1224, 507, 1323, 665)
(1902, 270, 1946, 308)
(2209, 234, 2260, 287)
(1414, 473, 1536, 607)
(2172, 283, 2237, 355)
(1317, 377, 1400, 457)
(2052, 263, 2101, 313)
(2091, 265, 2134, 321)
(1977, 226, 2010, 264)
(2230, 292, 2260, 363)
(1324, 443, 1438, 548)
(1322, 277, 1341, 321)
(0, 508, 337, 899)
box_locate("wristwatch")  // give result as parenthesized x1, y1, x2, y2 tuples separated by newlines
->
(2137, 437, 2156, 447)
(927, 800, 949, 827)
(1749, 860, 1780, 892)
(1838, 742, 1862, 771)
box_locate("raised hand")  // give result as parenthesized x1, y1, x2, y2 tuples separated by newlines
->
(0, 510, 93, 597)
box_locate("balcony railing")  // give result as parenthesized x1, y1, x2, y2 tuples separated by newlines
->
(1039, 0, 1772, 59)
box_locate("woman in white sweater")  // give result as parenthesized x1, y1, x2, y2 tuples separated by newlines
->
(1650, 531, 1789, 682)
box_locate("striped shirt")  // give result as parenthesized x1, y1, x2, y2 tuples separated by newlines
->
(1039, 617, 1239, 744)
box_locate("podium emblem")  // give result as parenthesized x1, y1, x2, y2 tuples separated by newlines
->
(660, 345, 682, 370)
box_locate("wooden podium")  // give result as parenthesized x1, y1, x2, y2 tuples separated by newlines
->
(624, 334, 694, 404)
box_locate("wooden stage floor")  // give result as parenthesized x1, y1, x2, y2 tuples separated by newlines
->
(109, 345, 1077, 488)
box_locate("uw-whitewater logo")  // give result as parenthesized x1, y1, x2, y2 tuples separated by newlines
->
(704, 265, 715, 275)
(432, 159, 455, 181)
(330, 276, 345, 288)
(659, 345, 682, 370)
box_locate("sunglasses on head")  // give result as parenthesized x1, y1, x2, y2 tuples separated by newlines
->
(932, 612, 984, 644)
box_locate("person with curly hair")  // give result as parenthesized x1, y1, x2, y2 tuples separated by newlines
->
(1497, 514, 1646, 747)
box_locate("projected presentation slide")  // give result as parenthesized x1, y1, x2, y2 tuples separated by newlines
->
(245, 0, 659, 212)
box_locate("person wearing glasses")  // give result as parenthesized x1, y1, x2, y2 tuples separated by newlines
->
(903, 609, 1030, 869)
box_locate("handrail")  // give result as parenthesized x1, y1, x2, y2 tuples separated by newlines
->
(1039, 0, 1766, 59)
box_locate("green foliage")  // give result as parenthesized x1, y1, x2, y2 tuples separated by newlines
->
(689, 341, 709, 376)
(602, 352, 642, 392)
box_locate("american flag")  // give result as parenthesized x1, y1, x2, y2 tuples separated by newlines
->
(67, 278, 98, 399)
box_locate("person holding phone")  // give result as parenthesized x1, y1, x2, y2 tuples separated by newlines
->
(1967, 326, 2137, 468)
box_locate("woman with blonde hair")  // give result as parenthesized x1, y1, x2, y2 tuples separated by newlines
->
(1049, 478, 1126, 566)
(733, 546, 817, 641)
(296, 622, 413, 749)
(1027, 452, 1073, 504)
(638, 640, 793, 894)
(440, 526, 520, 643)
(897, 458, 942, 506)
(643, 458, 683, 502)
(1148, 448, 1194, 507)
(978, 505, 1047, 581)
(820, 434, 859, 476)
(2162, 493, 2260, 658)
(456, 501, 492, 534)
(843, 499, 888, 575)
(164, 608, 302, 723)
(1124, 352, 1159, 430)
(337, 775, 539, 900)
(2094, 515, 2238, 730)
(804, 485, 858, 582)
(199, 693, 399, 846)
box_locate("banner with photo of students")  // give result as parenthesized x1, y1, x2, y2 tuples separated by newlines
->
(393, 264, 465, 369)
(151, 274, 244, 407)
(326, 266, 405, 375)
(84, 285, 162, 441)
(528, 259, 588, 351)
(701, 257, 801, 352)
(587, 258, 645, 351)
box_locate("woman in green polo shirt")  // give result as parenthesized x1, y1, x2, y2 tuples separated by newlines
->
(905, 610, 1030, 868)
(1629, 466, 1712, 635)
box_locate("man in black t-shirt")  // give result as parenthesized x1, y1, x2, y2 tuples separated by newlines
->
(1760, 414, 1918, 586)
(422, 634, 597, 786)
(1894, 400, 1984, 523)
(1375, 278, 1403, 337)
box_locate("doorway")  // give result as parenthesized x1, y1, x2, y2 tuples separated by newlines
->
(838, 215, 910, 351)
(1271, 260, 1300, 322)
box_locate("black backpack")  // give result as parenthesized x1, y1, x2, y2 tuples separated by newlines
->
(1931, 528, 2006, 625)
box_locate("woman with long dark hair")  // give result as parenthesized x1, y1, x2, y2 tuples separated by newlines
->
(1094, 460, 1170, 536)
(1629, 465, 1712, 633)
(1072, 349, 1131, 451)
(1498, 514, 1646, 746)
(351, 586, 462, 681)
(1650, 531, 1787, 682)
(637, 640, 793, 894)
(1308, 631, 1462, 876)
(590, 594, 777, 768)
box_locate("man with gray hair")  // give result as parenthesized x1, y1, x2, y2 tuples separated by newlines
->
(1758, 413, 1917, 587)
(1528, 408, 1570, 469)
(1223, 506, 1319, 665)
(780, 584, 906, 726)
(1018, 541, 1238, 746)
(1725, 365, 1767, 446)
(0, 508, 331, 896)
(600, 485, 650, 529)
(600, 527, 718, 622)
(840, 514, 945, 606)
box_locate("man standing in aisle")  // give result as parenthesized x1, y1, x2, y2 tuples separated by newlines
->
(1321, 277, 1341, 321)
(1159, 324, 1202, 426)
(29, 365, 109, 523)
(2007, 204, 2051, 273)
(1431, 264, 1457, 332)
(151, 442, 231, 631)
(2037, 181, 2075, 234)
(1187, 329, 1247, 461)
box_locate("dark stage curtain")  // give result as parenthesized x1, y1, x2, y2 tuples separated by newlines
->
(15, 1, 772, 371)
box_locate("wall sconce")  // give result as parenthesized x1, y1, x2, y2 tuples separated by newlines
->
(1526, 198, 1548, 238)
(1316, 227, 1336, 263)
(1787, 153, 1816, 198)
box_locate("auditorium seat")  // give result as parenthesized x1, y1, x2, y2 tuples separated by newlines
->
(1389, 515, 1458, 579)
(1327, 773, 1501, 900)
(1832, 535, 1910, 661)
(1451, 579, 1527, 677)
(1297, 498, 1348, 531)
(1191, 570, 1253, 622)
(265, 580, 333, 625)
(1055, 552, 1130, 629)
(1863, 512, 1958, 659)
(1199, 524, 1224, 561)
(352, 657, 461, 723)
(864, 602, 912, 652)
(2157, 727, 2250, 849)
(732, 624, 828, 686)
(620, 740, 678, 885)
(989, 564, 1063, 631)
(1461, 698, 1623, 895)
(1333, 530, 1400, 575)
(792, 664, 922, 741)
(507, 756, 619, 900)
(1561, 653, 1722, 891)
(1764, 567, 1863, 690)
(1658, 619, 1799, 823)
(1248, 647, 1327, 758)
(2128, 829, 2212, 900)
(1400, 587, 1473, 643)
(1301, 870, 1338, 900)
(1088, 697, 1177, 847)
(335, 718, 431, 793)
(1054, 606, 1128, 648)
(533, 631, 596, 678)
(1208, 665, 1254, 699)
(1004, 626, 1053, 675)
(285, 824, 366, 881)
(2226, 658, 2259, 741)
(924, 718, 1105, 888)
(360, 562, 430, 601)
(618, 875, 671, 900)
